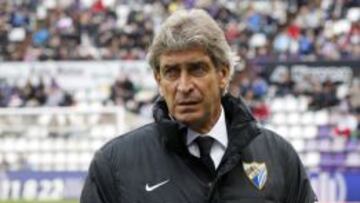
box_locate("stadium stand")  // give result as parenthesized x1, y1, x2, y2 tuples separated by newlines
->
(0, 0, 359, 202)
(0, 0, 358, 61)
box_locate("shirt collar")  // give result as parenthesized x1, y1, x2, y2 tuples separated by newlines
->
(186, 106, 228, 148)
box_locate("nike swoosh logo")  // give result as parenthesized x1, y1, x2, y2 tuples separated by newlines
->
(145, 179, 170, 192)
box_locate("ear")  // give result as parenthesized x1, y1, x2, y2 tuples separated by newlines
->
(154, 71, 161, 85)
(153, 71, 164, 96)
(217, 65, 230, 90)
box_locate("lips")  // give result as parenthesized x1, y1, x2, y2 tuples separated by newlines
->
(176, 101, 200, 112)
(177, 101, 199, 105)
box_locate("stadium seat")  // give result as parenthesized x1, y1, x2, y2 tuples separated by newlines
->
(287, 112, 301, 125)
(26, 126, 41, 138)
(90, 126, 103, 138)
(88, 114, 100, 126)
(318, 139, 332, 152)
(290, 139, 305, 152)
(284, 95, 298, 112)
(301, 112, 315, 125)
(320, 153, 346, 168)
(74, 90, 87, 103)
(5, 152, 19, 166)
(68, 152, 80, 167)
(346, 139, 359, 152)
(41, 163, 53, 171)
(297, 96, 309, 112)
(102, 125, 117, 138)
(69, 114, 85, 127)
(27, 152, 41, 170)
(303, 125, 318, 139)
(53, 138, 66, 151)
(270, 98, 285, 113)
(55, 114, 67, 126)
(272, 112, 286, 125)
(42, 152, 54, 167)
(1, 138, 12, 152)
(314, 110, 330, 126)
(14, 138, 27, 152)
(0, 153, 3, 164)
(90, 101, 103, 109)
(289, 125, 303, 139)
(88, 90, 102, 103)
(54, 152, 67, 171)
(317, 125, 332, 138)
(40, 139, 53, 152)
(38, 114, 52, 126)
(305, 139, 319, 152)
(275, 125, 289, 139)
(345, 152, 360, 168)
(27, 139, 40, 152)
(304, 152, 321, 168)
(91, 139, 103, 151)
(333, 153, 346, 167)
(80, 152, 93, 171)
(332, 137, 347, 153)
(55, 162, 67, 171)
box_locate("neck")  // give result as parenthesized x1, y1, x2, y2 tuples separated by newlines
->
(189, 105, 222, 134)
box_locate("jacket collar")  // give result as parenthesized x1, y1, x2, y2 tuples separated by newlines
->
(152, 94, 260, 158)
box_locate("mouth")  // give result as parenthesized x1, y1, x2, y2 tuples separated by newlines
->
(177, 101, 200, 106)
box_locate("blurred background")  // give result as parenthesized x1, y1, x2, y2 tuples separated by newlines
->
(0, 0, 359, 202)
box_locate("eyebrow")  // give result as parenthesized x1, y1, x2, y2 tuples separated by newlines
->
(162, 64, 178, 70)
(162, 60, 208, 69)
(187, 61, 207, 67)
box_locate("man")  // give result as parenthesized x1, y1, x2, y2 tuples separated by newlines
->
(81, 9, 317, 203)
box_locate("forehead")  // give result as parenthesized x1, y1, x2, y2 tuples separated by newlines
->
(159, 47, 212, 68)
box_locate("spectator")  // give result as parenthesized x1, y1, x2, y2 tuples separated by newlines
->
(0, 0, 358, 61)
(0, 77, 75, 108)
(274, 69, 295, 96)
(110, 75, 136, 105)
(45, 79, 66, 106)
(309, 79, 340, 110)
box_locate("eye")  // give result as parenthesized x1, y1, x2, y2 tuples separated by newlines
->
(162, 66, 180, 80)
(189, 63, 208, 77)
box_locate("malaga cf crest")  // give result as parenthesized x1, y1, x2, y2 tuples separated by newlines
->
(243, 161, 268, 190)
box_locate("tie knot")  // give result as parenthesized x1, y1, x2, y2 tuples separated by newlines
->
(195, 136, 214, 157)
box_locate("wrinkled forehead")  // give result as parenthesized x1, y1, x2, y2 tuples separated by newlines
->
(159, 47, 212, 67)
(158, 46, 222, 71)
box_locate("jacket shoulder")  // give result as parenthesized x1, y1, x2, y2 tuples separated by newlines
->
(259, 127, 293, 149)
(103, 122, 159, 148)
(244, 126, 299, 163)
(96, 122, 162, 165)
(257, 129, 317, 202)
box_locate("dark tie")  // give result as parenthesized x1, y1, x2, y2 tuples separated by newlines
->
(195, 136, 215, 173)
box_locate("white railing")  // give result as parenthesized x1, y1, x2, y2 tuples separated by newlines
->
(0, 106, 126, 171)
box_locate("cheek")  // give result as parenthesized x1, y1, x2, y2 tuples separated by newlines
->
(160, 81, 173, 96)
(204, 83, 222, 108)
(161, 83, 176, 109)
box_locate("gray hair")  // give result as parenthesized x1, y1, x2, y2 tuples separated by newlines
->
(147, 9, 238, 83)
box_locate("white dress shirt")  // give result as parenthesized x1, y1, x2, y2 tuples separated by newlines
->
(186, 107, 228, 169)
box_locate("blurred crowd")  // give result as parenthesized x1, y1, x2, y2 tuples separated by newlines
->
(0, 78, 74, 107)
(0, 0, 359, 137)
(230, 69, 359, 111)
(1, 68, 359, 139)
(0, 0, 359, 61)
(228, 69, 360, 139)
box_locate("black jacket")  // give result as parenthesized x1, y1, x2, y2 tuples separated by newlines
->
(81, 94, 316, 203)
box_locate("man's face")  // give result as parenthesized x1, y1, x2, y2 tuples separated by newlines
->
(155, 47, 229, 133)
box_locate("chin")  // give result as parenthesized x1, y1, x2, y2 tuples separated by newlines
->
(174, 111, 204, 126)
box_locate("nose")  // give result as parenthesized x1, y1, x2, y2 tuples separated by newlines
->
(177, 71, 193, 93)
